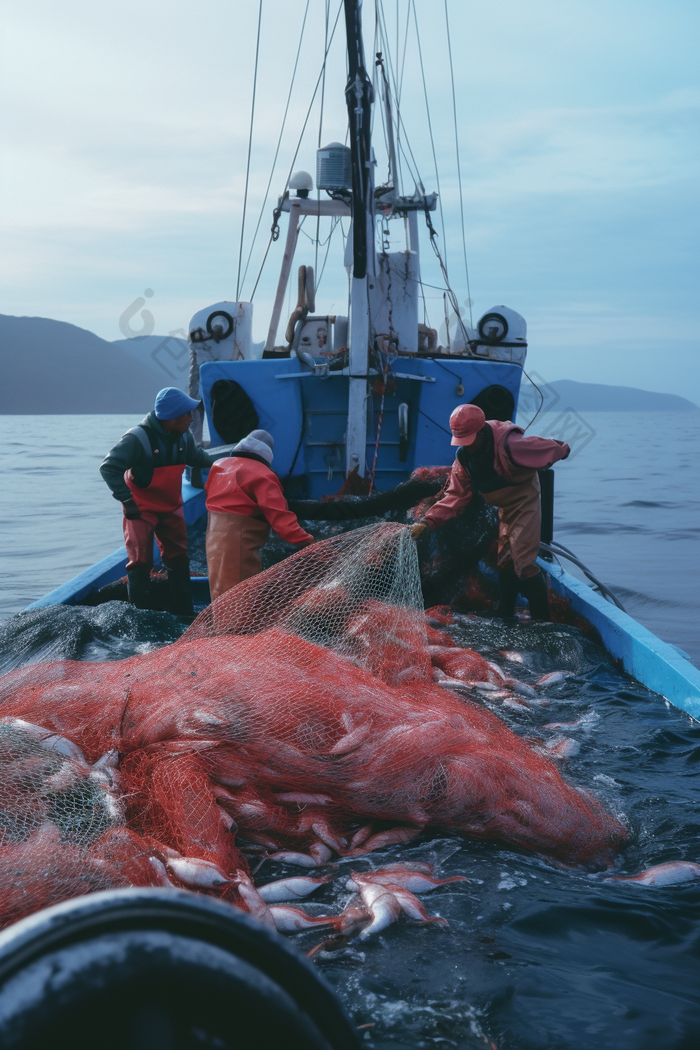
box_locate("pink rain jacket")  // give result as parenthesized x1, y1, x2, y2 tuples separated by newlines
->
(423, 421, 570, 530)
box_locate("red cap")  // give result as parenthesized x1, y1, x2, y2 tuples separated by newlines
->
(449, 404, 486, 446)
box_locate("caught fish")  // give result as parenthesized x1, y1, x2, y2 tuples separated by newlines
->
(265, 849, 325, 869)
(356, 881, 403, 939)
(149, 857, 175, 887)
(277, 792, 333, 806)
(543, 711, 599, 731)
(233, 871, 277, 930)
(354, 877, 448, 939)
(545, 736, 581, 759)
(345, 825, 424, 856)
(503, 678, 538, 698)
(165, 855, 231, 889)
(537, 671, 574, 689)
(3, 718, 89, 766)
(346, 864, 467, 895)
(329, 725, 371, 755)
(605, 861, 700, 887)
(257, 875, 332, 902)
(269, 905, 340, 932)
(349, 824, 373, 849)
(499, 651, 527, 665)
(309, 841, 334, 865)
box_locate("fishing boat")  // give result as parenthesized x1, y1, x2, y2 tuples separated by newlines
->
(26, 0, 700, 722)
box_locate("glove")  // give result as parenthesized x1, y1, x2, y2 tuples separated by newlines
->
(122, 498, 142, 521)
(296, 536, 315, 549)
(410, 522, 429, 541)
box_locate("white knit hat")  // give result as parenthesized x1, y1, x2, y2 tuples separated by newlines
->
(232, 429, 274, 464)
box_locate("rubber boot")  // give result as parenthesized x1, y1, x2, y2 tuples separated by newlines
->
(495, 566, 519, 618)
(126, 567, 152, 610)
(166, 557, 195, 619)
(518, 571, 550, 621)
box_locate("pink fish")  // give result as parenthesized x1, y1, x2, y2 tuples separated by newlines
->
(165, 855, 231, 889)
(311, 821, 347, 853)
(537, 671, 574, 689)
(345, 825, 424, 857)
(605, 861, 700, 887)
(349, 824, 374, 849)
(356, 881, 403, 939)
(148, 857, 175, 887)
(346, 864, 467, 895)
(329, 725, 371, 755)
(545, 736, 581, 759)
(257, 875, 331, 903)
(309, 841, 334, 864)
(355, 877, 448, 939)
(233, 871, 277, 930)
(269, 906, 341, 932)
(277, 792, 333, 806)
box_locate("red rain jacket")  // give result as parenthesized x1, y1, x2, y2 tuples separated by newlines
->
(205, 456, 313, 546)
(423, 420, 569, 529)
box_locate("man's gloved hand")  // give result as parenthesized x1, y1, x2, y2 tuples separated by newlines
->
(122, 498, 142, 521)
(296, 536, 315, 549)
(410, 522, 429, 541)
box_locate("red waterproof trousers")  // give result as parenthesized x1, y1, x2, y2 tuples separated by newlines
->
(123, 508, 188, 571)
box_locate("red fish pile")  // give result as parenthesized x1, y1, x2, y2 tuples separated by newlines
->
(0, 524, 626, 934)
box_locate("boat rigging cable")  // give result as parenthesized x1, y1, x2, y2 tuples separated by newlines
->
(236, 0, 263, 301)
(444, 0, 474, 328)
(315, 0, 331, 283)
(242, 0, 311, 297)
(249, 0, 344, 301)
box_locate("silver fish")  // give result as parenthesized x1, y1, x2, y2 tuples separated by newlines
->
(605, 861, 700, 887)
(257, 875, 331, 902)
(269, 905, 339, 932)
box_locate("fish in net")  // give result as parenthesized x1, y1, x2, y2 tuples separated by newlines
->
(0, 523, 626, 932)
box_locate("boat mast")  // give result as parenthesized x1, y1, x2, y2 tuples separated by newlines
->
(344, 0, 374, 478)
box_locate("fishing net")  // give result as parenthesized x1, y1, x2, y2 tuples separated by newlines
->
(0, 522, 626, 930)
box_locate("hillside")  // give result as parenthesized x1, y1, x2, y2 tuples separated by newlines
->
(546, 380, 699, 412)
(0, 316, 182, 414)
(2, 316, 698, 414)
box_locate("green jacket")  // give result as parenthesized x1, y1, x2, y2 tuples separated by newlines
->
(100, 412, 215, 504)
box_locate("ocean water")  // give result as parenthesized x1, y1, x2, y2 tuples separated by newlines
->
(0, 412, 698, 666)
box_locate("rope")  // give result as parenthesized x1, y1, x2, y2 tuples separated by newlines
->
(241, 0, 311, 296)
(540, 541, 626, 611)
(444, 0, 473, 328)
(411, 0, 448, 265)
(416, 405, 453, 437)
(315, 0, 330, 284)
(236, 0, 263, 301)
(521, 368, 545, 431)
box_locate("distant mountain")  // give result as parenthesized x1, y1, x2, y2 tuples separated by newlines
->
(111, 335, 264, 381)
(2, 315, 697, 414)
(111, 335, 190, 384)
(546, 380, 699, 412)
(0, 316, 185, 414)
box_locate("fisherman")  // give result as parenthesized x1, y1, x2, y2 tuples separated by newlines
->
(100, 387, 216, 616)
(411, 404, 570, 620)
(204, 429, 314, 601)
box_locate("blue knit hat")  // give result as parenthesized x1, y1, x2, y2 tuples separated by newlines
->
(154, 387, 201, 420)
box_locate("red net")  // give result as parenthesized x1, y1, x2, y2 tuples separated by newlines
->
(0, 523, 626, 929)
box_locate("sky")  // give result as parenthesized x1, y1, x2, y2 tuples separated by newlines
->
(1, 0, 699, 403)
